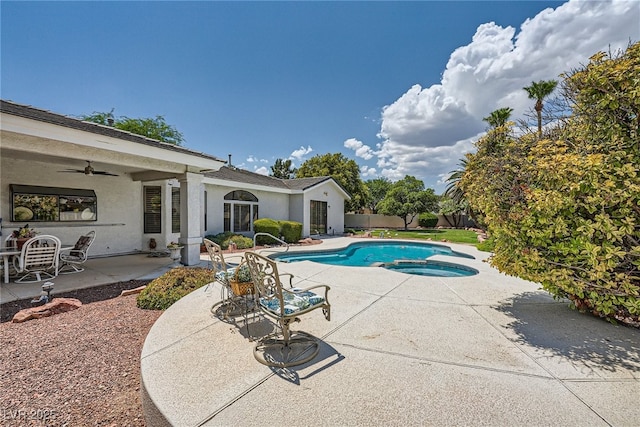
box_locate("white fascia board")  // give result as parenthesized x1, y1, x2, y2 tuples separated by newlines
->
(1, 113, 225, 171)
(303, 179, 351, 200)
(203, 177, 293, 194)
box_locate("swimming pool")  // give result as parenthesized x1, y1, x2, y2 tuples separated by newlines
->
(272, 241, 478, 277)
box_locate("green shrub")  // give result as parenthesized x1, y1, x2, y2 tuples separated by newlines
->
(206, 232, 252, 250)
(207, 232, 234, 248)
(136, 267, 214, 310)
(253, 218, 281, 245)
(227, 234, 253, 249)
(476, 237, 495, 253)
(461, 43, 640, 326)
(280, 220, 302, 243)
(418, 212, 438, 228)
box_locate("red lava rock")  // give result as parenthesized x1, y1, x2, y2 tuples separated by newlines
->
(12, 298, 82, 323)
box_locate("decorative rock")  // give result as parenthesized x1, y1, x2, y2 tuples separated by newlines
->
(120, 285, 147, 297)
(12, 298, 82, 323)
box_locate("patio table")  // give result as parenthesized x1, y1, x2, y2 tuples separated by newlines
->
(0, 248, 20, 284)
(0, 246, 73, 284)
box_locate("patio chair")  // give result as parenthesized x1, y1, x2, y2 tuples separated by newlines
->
(205, 238, 252, 319)
(59, 230, 95, 274)
(244, 251, 331, 367)
(4, 235, 17, 249)
(13, 235, 61, 283)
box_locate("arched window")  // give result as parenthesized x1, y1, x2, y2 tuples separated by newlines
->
(223, 190, 259, 233)
(224, 190, 258, 202)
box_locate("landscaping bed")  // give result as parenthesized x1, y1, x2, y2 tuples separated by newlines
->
(0, 280, 159, 426)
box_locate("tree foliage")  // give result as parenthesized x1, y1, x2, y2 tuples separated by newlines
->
(296, 153, 368, 212)
(462, 43, 640, 326)
(364, 177, 392, 213)
(81, 110, 184, 145)
(270, 158, 297, 179)
(482, 107, 513, 128)
(377, 175, 439, 230)
(439, 196, 469, 228)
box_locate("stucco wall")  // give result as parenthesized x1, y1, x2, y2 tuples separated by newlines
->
(289, 194, 304, 225)
(1, 157, 144, 256)
(302, 182, 345, 237)
(344, 213, 476, 229)
(203, 184, 289, 236)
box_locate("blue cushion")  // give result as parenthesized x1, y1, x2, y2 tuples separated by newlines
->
(259, 289, 325, 316)
(215, 267, 235, 282)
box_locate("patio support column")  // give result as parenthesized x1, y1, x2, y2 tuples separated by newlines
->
(178, 172, 204, 266)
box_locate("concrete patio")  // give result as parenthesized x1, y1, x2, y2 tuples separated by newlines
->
(0, 253, 189, 305)
(139, 238, 640, 426)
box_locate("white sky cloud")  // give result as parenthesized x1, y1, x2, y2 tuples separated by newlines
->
(253, 166, 269, 175)
(371, 0, 639, 192)
(359, 165, 377, 178)
(289, 145, 313, 162)
(344, 138, 376, 160)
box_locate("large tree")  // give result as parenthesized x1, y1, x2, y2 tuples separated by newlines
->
(364, 177, 392, 213)
(523, 79, 558, 138)
(377, 175, 439, 230)
(296, 153, 368, 213)
(462, 43, 640, 326)
(81, 110, 184, 145)
(270, 158, 297, 179)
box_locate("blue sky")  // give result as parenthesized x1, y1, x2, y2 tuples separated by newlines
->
(2, 1, 638, 193)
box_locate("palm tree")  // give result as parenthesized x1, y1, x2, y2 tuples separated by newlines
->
(523, 80, 558, 137)
(482, 107, 513, 128)
(444, 158, 468, 204)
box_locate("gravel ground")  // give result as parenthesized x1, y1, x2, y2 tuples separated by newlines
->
(0, 281, 160, 426)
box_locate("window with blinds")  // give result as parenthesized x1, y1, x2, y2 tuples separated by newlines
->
(171, 188, 180, 233)
(310, 200, 327, 234)
(144, 186, 162, 234)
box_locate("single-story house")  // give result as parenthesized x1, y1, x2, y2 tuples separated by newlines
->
(0, 100, 350, 265)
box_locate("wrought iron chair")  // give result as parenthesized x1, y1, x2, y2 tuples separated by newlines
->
(59, 230, 96, 274)
(244, 251, 331, 367)
(204, 238, 253, 320)
(13, 235, 61, 283)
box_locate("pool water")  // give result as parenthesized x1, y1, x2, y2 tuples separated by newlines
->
(383, 261, 478, 277)
(272, 241, 477, 276)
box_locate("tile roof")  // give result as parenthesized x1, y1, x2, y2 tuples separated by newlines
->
(2, 99, 350, 197)
(0, 99, 224, 163)
(206, 166, 333, 191)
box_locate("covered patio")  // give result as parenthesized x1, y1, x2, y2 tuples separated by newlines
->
(1, 100, 226, 267)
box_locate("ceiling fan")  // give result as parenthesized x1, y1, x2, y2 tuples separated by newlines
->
(59, 161, 119, 176)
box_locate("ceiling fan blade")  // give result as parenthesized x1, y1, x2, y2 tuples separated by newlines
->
(58, 169, 85, 173)
(93, 171, 119, 176)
